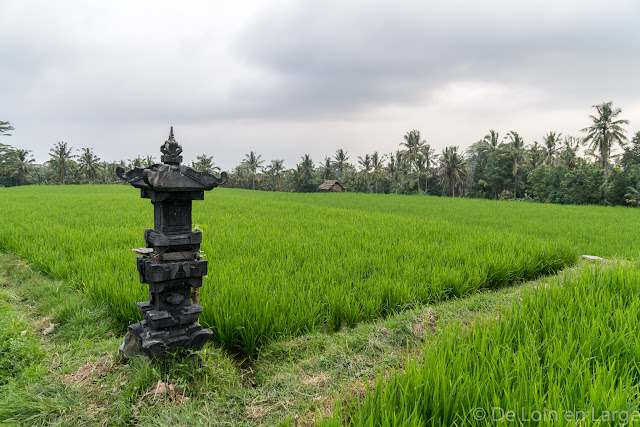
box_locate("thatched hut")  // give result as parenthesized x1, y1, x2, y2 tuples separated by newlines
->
(318, 180, 345, 192)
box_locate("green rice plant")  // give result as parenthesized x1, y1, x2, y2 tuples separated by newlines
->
(2, 186, 631, 355)
(322, 263, 640, 426)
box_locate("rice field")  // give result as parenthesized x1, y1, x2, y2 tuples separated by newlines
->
(322, 262, 640, 426)
(0, 185, 637, 355)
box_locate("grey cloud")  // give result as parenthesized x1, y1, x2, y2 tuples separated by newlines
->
(1, 0, 639, 167)
(232, 0, 640, 118)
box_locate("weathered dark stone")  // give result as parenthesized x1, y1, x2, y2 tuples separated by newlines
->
(117, 127, 226, 359)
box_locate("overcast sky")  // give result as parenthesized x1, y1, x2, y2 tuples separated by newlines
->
(1, 0, 639, 170)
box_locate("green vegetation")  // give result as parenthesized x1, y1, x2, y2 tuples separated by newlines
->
(323, 262, 640, 426)
(0, 275, 44, 385)
(1, 248, 612, 426)
(1, 184, 639, 424)
(0, 186, 604, 355)
(2, 102, 640, 207)
(0, 252, 241, 425)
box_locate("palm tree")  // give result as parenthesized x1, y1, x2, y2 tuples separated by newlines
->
(370, 152, 386, 193)
(357, 154, 372, 192)
(505, 131, 525, 196)
(420, 144, 435, 194)
(483, 130, 500, 147)
(78, 147, 102, 183)
(476, 130, 500, 166)
(128, 156, 143, 168)
(319, 157, 334, 181)
(48, 141, 76, 185)
(297, 154, 315, 186)
(559, 136, 583, 170)
(333, 149, 349, 180)
(242, 151, 264, 190)
(0, 121, 13, 136)
(525, 142, 545, 172)
(10, 148, 35, 186)
(144, 155, 156, 168)
(581, 101, 629, 179)
(438, 146, 468, 197)
(268, 159, 285, 191)
(192, 154, 220, 172)
(394, 149, 410, 189)
(542, 131, 562, 169)
(401, 130, 426, 172)
(231, 164, 252, 189)
(96, 162, 120, 184)
(412, 153, 428, 194)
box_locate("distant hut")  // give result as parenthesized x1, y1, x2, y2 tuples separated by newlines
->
(318, 180, 345, 192)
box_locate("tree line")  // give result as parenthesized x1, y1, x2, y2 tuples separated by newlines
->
(1, 102, 639, 206)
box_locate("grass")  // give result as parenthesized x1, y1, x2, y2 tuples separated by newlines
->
(0, 186, 593, 354)
(322, 260, 640, 426)
(0, 248, 570, 426)
(2, 186, 640, 423)
(0, 271, 44, 385)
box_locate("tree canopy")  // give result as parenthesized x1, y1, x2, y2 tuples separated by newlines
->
(2, 105, 638, 207)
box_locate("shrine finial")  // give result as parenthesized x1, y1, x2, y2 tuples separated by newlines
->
(160, 126, 183, 164)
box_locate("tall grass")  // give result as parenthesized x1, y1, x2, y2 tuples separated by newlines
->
(322, 263, 640, 426)
(1, 186, 628, 354)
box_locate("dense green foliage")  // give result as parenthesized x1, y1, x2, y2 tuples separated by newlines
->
(0, 186, 620, 354)
(323, 262, 640, 426)
(2, 103, 639, 207)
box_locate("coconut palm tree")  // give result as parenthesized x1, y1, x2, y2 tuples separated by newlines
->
(394, 150, 408, 176)
(542, 131, 562, 169)
(505, 131, 525, 196)
(581, 101, 629, 179)
(78, 147, 102, 183)
(420, 144, 435, 194)
(10, 148, 35, 186)
(386, 153, 397, 183)
(48, 141, 76, 185)
(525, 142, 545, 172)
(128, 156, 143, 168)
(333, 149, 349, 180)
(476, 130, 500, 165)
(297, 154, 315, 186)
(483, 129, 500, 146)
(370, 151, 386, 193)
(357, 154, 372, 192)
(401, 130, 426, 172)
(144, 155, 156, 168)
(319, 157, 334, 181)
(242, 151, 264, 190)
(558, 136, 583, 170)
(0, 121, 13, 137)
(438, 146, 467, 197)
(267, 159, 285, 191)
(192, 154, 220, 173)
(96, 162, 121, 184)
(412, 153, 429, 194)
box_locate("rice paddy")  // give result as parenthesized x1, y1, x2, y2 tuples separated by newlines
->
(322, 262, 640, 426)
(0, 185, 637, 355)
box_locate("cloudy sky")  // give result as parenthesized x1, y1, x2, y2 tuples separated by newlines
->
(1, 0, 639, 169)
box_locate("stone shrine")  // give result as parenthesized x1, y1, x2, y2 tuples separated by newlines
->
(116, 128, 227, 358)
